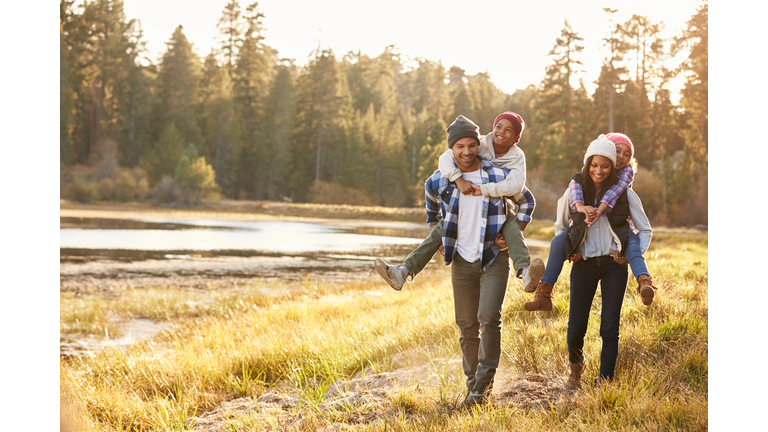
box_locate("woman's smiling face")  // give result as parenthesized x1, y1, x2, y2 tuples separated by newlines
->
(589, 155, 614, 189)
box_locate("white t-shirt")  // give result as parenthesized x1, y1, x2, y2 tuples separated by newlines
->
(456, 169, 484, 262)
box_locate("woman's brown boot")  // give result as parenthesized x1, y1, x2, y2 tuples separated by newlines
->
(565, 360, 584, 390)
(524, 282, 553, 311)
(637, 275, 657, 305)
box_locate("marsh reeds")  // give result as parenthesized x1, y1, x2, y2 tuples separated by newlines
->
(61, 229, 707, 431)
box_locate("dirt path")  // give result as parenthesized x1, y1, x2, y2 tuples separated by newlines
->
(183, 350, 574, 431)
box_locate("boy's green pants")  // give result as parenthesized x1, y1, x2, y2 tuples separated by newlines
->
(402, 214, 531, 278)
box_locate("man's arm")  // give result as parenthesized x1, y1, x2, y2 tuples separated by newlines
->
(424, 176, 442, 227)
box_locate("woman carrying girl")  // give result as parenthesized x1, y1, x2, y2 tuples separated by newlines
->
(549, 136, 653, 388)
(524, 132, 657, 312)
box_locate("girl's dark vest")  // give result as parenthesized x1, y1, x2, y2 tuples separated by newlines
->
(564, 173, 631, 258)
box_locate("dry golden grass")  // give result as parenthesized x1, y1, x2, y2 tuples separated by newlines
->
(60, 226, 707, 431)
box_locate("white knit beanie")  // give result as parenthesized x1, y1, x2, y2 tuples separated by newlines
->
(583, 135, 617, 167)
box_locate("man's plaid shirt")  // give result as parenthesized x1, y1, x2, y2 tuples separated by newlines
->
(568, 164, 635, 213)
(425, 159, 523, 271)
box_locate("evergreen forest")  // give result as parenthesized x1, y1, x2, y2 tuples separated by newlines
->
(59, 0, 708, 226)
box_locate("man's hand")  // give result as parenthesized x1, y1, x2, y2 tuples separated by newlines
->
(569, 250, 583, 263)
(438, 244, 445, 256)
(455, 177, 475, 195)
(519, 221, 528, 231)
(470, 185, 483, 196)
(494, 233, 507, 249)
(613, 250, 628, 265)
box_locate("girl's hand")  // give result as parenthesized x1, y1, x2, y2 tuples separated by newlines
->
(586, 208, 603, 227)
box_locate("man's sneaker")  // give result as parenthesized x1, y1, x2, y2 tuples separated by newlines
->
(461, 380, 493, 408)
(521, 258, 545, 293)
(374, 258, 407, 291)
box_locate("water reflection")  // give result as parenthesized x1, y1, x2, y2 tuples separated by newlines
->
(60, 217, 428, 261)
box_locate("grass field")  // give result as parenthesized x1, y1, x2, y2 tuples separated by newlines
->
(60, 203, 707, 431)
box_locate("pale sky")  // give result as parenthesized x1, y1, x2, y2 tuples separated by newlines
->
(123, 0, 705, 100)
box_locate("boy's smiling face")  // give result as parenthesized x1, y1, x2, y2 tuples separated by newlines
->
(492, 118, 518, 148)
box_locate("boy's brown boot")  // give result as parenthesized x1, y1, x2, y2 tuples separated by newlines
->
(637, 275, 657, 305)
(524, 282, 553, 311)
(565, 360, 584, 390)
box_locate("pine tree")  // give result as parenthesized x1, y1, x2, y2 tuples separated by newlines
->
(259, 65, 296, 200)
(289, 47, 352, 202)
(537, 19, 592, 183)
(143, 123, 185, 183)
(153, 25, 203, 156)
(673, 3, 708, 167)
(199, 52, 237, 196)
(232, 1, 273, 199)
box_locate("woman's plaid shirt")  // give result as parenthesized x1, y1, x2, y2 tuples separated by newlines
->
(424, 160, 510, 271)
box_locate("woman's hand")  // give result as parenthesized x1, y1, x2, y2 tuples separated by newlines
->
(569, 251, 583, 263)
(613, 250, 628, 265)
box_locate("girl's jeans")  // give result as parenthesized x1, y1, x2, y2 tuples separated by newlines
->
(541, 230, 649, 285)
(567, 256, 628, 381)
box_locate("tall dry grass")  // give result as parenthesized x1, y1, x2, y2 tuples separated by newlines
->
(60, 229, 707, 431)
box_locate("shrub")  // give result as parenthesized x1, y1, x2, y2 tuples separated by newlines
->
(632, 167, 664, 222)
(113, 168, 137, 202)
(66, 176, 98, 203)
(98, 178, 114, 201)
(150, 175, 181, 204)
(526, 168, 566, 221)
(137, 178, 150, 201)
(308, 180, 375, 206)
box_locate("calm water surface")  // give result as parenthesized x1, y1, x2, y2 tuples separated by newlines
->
(60, 216, 428, 260)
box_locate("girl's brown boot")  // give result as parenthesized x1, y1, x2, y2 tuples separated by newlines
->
(637, 275, 657, 305)
(524, 282, 553, 311)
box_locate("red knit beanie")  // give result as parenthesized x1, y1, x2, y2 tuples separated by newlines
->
(605, 132, 634, 158)
(493, 112, 525, 144)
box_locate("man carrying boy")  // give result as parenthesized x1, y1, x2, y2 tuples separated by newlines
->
(420, 115, 512, 407)
(375, 112, 543, 292)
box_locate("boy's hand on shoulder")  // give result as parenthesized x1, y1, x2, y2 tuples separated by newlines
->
(455, 178, 474, 195)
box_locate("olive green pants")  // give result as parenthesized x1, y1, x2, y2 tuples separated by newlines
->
(403, 215, 531, 278)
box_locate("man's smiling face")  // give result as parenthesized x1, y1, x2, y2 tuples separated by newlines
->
(452, 137, 481, 172)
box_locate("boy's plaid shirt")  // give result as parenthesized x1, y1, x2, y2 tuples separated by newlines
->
(568, 164, 635, 213)
(424, 160, 512, 271)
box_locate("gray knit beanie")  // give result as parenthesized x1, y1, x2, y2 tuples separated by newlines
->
(583, 134, 617, 167)
(446, 115, 481, 149)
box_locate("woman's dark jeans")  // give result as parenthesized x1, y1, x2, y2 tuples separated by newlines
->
(567, 255, 628, 381)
